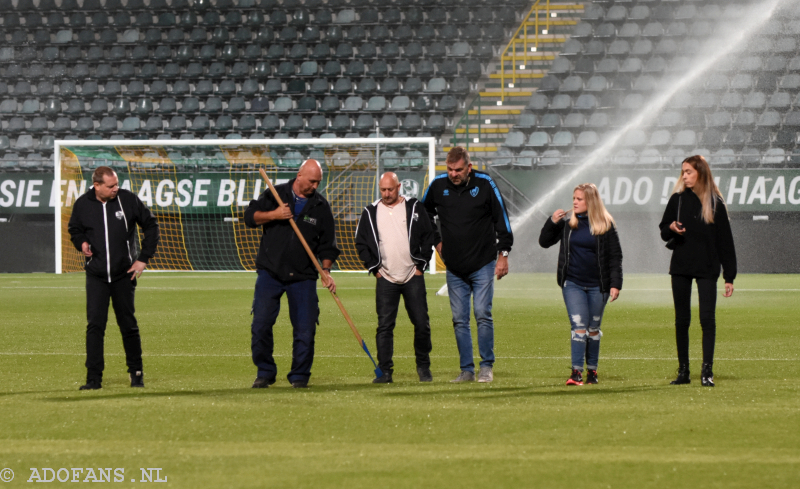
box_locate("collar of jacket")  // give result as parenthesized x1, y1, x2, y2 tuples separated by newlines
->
(86, 186, 121, 204)
(281, 178, 320, 207)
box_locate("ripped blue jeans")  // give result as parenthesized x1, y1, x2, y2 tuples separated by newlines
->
(562, 280, 609, 371)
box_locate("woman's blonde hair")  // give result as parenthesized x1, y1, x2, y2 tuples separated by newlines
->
(569, 183, 616, 235)
(672, 155, 725, 224)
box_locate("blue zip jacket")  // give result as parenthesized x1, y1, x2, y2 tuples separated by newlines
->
(422, 170, 513, 277)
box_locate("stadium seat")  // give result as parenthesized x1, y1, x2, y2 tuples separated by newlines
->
(330, 114, 351, 133)
(307, 114, 328, 133)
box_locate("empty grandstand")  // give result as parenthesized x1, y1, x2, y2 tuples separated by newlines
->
(2, 0, 800, 274)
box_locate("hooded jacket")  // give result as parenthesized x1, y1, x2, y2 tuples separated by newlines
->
(68, 187, 160, 283)
(659, 189, 737, 283)
(421, 170, 513, 277)
(244, 179, 340, 282)
(354, 197, 434, 275)
(538, 216, 623, 293)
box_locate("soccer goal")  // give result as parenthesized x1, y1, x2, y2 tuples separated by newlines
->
(54, 137, 437, 274)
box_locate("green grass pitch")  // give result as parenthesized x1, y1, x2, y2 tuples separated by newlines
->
(1, 272, 798, 488)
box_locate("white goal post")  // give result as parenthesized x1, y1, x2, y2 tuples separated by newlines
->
(54, 137, 437, 274)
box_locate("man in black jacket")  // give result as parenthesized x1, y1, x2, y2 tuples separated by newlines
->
(244, 159, 340, 389)
(422, 147, 513, 383)
(355, 172, 435, 383)
(68, 166, 160, 390)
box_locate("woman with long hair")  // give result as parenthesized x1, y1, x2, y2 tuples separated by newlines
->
(659, 155, 736, 387)
(539, 183, 623, 386)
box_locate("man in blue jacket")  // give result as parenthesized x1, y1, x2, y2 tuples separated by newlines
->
(422, 147, 513, 383)
(244, 159, 340, 389)
(68, 166, 160, 390)
(355, 172, 435, 383)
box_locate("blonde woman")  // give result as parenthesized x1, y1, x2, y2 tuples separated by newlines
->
(659, 155, 736, 387)
(539, 183, 623, 385)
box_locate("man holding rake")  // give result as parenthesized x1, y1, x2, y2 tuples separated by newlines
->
(245, 159, 340, 389)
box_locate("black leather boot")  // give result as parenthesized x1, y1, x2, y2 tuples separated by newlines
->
(670, 364, 690, 385)
(701, 363, 715, 387)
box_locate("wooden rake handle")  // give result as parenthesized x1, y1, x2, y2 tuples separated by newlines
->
(258, 168, 364, 345)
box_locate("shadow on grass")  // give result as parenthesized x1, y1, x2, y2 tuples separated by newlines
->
(23, 381, 669, 402)
(379, 383, 667, 399)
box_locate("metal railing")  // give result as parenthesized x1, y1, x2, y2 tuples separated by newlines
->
(450, 1, 583, 150)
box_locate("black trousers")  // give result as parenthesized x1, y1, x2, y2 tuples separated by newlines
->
(375, 274, 431, 374)
(671, 274, 717, 365)
(85, 273, 142, 383)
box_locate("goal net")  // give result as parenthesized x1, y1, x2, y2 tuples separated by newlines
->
(55, 137, 436, 274)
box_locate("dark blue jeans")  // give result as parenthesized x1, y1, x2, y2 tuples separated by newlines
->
(251, 270, 319, 384)
(562, 280, 609, 371)
(375, 274, 431, 374)
(447, 260, 496, 373)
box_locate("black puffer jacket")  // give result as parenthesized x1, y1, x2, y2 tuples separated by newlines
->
(658, 189, 736, 283)
(68, 188, 159, 282)
(538, 217, 623, 292)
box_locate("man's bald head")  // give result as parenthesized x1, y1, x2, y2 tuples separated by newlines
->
(379, 172, 402, 206)
(293, 159, 323, 198)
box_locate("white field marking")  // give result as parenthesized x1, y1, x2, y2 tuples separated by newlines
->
(0, 352, 795, 361)
(4, 286, 800, 292)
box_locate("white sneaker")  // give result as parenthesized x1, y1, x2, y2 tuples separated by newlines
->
(450, 371, 475, 383)
(477, 366, 493, 383)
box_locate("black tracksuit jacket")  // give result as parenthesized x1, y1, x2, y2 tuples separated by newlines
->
(658, 189, 737, 283)
(354, 197, 435, 275)
(421, 170, 513, 277)
(538, 217, 623, 293)
(68, 188, 160, 283)
(244, 179, 340, 282)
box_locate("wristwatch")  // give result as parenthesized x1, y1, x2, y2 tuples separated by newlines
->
(500, 251, 509, 257)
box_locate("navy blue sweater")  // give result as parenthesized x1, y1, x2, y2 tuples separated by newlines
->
(565, 215, 601, 287)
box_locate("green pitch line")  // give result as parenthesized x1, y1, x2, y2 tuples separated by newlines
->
(0, 272, 798, 488)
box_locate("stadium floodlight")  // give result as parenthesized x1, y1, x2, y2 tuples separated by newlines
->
(53, 137, 437, 274)
(259, 168, 382, 379)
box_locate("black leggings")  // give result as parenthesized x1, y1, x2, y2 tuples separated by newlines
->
(671, 275, 717, 365)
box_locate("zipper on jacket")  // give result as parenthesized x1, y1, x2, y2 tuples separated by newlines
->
(406, 200, 425, 267)
(596, 235, 605, 292)
(118, 196, 133, 265)
(366, 207, 382, 273)
(102, 201, 111, 283)
(561, 225, 571, 286)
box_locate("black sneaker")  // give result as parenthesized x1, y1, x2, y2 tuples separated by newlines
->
(373, 372, 393, 384)
(585, 369, 598, 384)
(417, 367, 433, 382)
(566, 369, 583, 386)
(701, 363, 715, 387)
(79, 380, 101, 390)
(130, 371, 144, 388)
(252, 377, 275, 388)
(291, 380, 308, 388)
